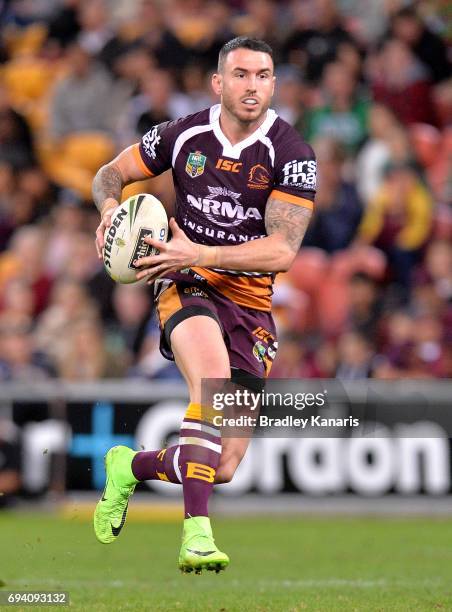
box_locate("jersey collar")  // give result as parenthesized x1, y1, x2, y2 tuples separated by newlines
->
(209, 104, 277, 160)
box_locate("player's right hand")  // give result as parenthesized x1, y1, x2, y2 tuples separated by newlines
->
(95, 200, 119, 259)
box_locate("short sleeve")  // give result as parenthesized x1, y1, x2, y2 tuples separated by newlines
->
(134, 121, 174, 177)
(271, 130, 316, 210)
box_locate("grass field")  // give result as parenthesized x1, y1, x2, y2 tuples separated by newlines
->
(1, 512, 452, 611)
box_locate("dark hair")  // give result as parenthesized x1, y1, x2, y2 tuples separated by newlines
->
(217, 37, 273, 72)
(393, 6, 419, 20)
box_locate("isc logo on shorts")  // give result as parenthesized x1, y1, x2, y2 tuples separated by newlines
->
(282, 159, 317, 188)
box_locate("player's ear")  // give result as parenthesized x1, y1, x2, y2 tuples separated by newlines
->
(271, 75, 276, 97)
(212, 72, 222, 96)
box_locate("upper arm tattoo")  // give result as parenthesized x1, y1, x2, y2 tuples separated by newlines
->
(265, 197, 313, 252)
(92, 164, 123, 213)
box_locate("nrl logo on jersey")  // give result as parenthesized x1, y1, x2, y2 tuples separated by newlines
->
(187, 186, 262, 227)
(282, 159, 317, 189)
(186, 151, 207, 178)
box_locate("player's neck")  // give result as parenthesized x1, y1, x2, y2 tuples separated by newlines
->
(218, 108, 267, 146)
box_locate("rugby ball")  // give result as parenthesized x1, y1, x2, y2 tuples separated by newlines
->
(103, 193, 168, 283)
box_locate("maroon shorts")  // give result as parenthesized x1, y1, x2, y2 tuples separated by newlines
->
(154, 270, 277, 379)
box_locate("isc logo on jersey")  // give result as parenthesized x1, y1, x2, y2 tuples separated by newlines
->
(282, 159, 317, 189)
(187, 186, 262, 227)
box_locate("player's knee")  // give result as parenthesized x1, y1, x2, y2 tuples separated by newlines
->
(204, 364, 230, 381)
(185, 360, 230, 403)
(215, 465, 235, 484)
(186, 360, 230, 386)
(215, 458, 239, 484)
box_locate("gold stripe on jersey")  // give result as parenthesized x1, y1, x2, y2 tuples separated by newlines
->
(270, 189, 314, 210)
(191, 267, 272, 311)
(156, 284, 182, 327)
(132, 143, 154, 177)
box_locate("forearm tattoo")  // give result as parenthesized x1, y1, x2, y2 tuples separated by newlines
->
(92, 164, 123, 213)
(265, 197, 313, 252)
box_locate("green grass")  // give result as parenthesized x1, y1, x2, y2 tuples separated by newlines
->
(1, 513, 452, 611)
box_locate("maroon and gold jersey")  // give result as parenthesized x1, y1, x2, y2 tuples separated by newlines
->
(135, 104, 316, 311)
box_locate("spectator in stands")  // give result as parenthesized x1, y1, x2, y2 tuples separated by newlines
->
(303, 60, 370, 152)
(273, 65, 306, 127)
(346, 272, 383, 342)
(109, 43, 156, 86)
(0, 225, 53, 314)
(15, 165, 57, 223)
(410, 314, 448, 378)
(77, 0, 115, 58)
(303, 138, 363, 252)
(283, 0, 354, 83)
(63, 231, 102, 284)
(356, 162, 433, 293)
(105, 283, 152, 375)
(335, 0, 388, 45)
(45, 0, 81, 51)
(416, 240, 452, 305)
(369, 38, 435, 126)
(336, 331, 374, 379)
(0, 278, 35, 319)
(0, 164, 54, 231)
(433, 79, 452, 130)
(57, 318, 107, 380)
(335, 41, 364, 83)
(231, 0, 282, 62)
(355, 103, 412, 204)
(171, 1, 234, 69)
(389, 6, 450, 84)
(44, 190, 86, 277)
(128, 318, 182, 380)
(379, 310, 415, 371)
(34, 279, 99, 367)
(172, 63, 215, 117)
(117, 69, 175, 147)
(0, 83, 35, 168)
(49, 40, 126, 139)
(0, 317, 55, 381)
(131, 0, 189, 71)
(0, 162, 16, 250)
(44, 40, 127, 197)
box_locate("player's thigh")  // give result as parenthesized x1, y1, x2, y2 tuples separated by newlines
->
(170, 315, 230, 403)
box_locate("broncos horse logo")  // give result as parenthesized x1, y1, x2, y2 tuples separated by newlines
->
(248, 164, 270, 189)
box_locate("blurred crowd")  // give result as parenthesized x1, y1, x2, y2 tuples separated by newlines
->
(0, 0, 450, 383)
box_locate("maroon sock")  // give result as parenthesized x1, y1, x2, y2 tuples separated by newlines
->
(131, 445, 181, 483)
(179, 416, 222, 518)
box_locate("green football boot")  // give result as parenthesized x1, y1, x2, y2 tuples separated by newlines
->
(94, 446, 138, 544)
(179, 516, 230, 574)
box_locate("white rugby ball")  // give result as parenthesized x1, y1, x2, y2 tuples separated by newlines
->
(103, 193, 168, 283)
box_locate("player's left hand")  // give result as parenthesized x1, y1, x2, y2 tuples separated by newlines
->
(134, 218, 201, 283)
